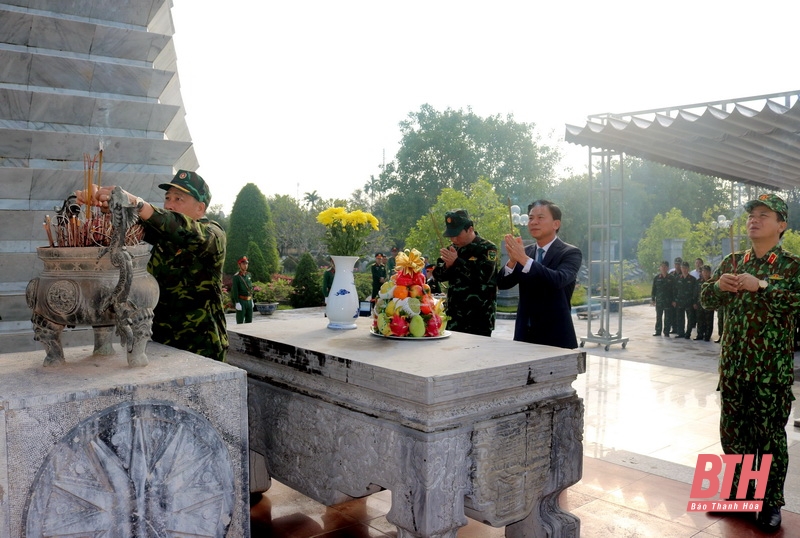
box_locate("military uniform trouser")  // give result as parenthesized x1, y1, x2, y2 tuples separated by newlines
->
(664, 306, 675, 334)
(236, 298, 253, 324)
(674, 305, 691, 335)
(654, 303, 669, 334)
(697, 309, 713, 339)
(718, 376, 794, 506)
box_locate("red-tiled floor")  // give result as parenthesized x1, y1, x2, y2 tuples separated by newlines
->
(250, 456, 800, 537)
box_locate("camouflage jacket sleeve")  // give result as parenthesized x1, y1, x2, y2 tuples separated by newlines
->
(433, 236, 498, 287)
(701, 253, 738, 310)
(701, 245, 800, 384)
(141, 207, 228, 361)
(140, 207, 227, 312)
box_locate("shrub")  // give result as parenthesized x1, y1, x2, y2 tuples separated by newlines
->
(571, 285, 587, 307)
(354, 272, 372, 302)
(253, 278, 293, 304)
(290, 253, 325, 308)
(222, 285, 234, 311)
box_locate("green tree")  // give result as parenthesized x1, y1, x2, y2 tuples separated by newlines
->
(245, 240, 270, 282)
(205, 204, 229, 231)
(226, 183, 280, 278)
(781, 229, 800, 255)
(372, 104, 558, 246)
(405, 179, 509, 260)
(268, 194, 320, 257)
(290, 252, 324, 307)
(303, 190, 321, 210)
(622, 159, 728, 258)
(548, 173, 590, 254)
(636, 208, 693, 275)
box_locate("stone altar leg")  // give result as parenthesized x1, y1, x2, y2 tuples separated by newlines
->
(119, 307, 154, 367)
(31, 313, 65, 366)
(92, 325, 115, 355)
(505, 398, 583, 538)
(385, 436, 471, 538)
(247, 380, 473, 538)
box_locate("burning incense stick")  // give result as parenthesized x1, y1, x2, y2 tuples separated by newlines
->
(428, 209, 445, 249)
(507, 197, 514, 235)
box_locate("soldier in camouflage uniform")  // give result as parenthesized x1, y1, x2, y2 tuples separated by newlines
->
(700, 194, 799, 533)
(432, 209, 498, 337)
(650, 260, 674, 336)
(78, 170, 228, 362)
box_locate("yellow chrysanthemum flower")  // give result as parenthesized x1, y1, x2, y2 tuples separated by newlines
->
(316, 206, 380, 256)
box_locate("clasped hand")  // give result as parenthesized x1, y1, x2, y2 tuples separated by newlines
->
(74, 184, 131, 212)
(439, 245, 458, 268)
(717, 273, 759, 293)
(503, 234, 529, 267)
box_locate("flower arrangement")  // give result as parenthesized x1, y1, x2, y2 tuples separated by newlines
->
(372, 248, 447, 337)
(317, 207, 379, 256)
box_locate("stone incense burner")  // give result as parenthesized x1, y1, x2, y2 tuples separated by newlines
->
(26, 187, 159, 367)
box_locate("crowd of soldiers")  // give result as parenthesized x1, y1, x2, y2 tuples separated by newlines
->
(651, 256, 720, 342)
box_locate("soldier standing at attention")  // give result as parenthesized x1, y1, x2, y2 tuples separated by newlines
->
(695, 264, 714, 341)
(231, 256, 254, 324)
(651, 260, 675, 336)
(370, 252, 387, 303)
(701, 193, 800, 533)
(673, 260, 697, 338)
(77, 170, 228, 362)
(432, 209, 498, 337)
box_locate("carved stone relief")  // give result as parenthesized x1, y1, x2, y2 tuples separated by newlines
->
(24, 401, 236, 537)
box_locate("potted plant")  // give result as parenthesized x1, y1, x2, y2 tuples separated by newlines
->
(252, 283, 278, 315)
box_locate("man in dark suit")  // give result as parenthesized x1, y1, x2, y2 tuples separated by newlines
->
(499, 199, 582, 349)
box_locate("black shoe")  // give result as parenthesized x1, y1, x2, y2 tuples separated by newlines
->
(714, 338, 721, 343)
(693, 336, 702, 340)
(653, 332, 660, 336)
(684, 335, 691, 339)
(704, 338, 710, 341)
(757, 506, 781, 532)
(663, 332, 669, 336)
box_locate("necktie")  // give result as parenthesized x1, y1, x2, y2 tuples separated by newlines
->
(537, 247, 545, 263)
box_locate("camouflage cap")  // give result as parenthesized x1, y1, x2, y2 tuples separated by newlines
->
(159, 170, 212, 204)
(744, 193, 788, 220)
(443, 209, 473, 237)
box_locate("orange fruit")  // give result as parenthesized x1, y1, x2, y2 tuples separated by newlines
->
(393, 285, 408, 299)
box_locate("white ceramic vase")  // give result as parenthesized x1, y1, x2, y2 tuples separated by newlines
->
(326, 255, 360, 329)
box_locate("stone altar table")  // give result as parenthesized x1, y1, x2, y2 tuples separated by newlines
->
(0, 344, 250, 538)
(228, 318, 585, 538)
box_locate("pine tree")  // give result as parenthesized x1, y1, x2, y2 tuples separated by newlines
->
(226, 183, 280, 278)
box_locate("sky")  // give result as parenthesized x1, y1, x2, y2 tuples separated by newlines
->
(170, 1, 800, 213)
